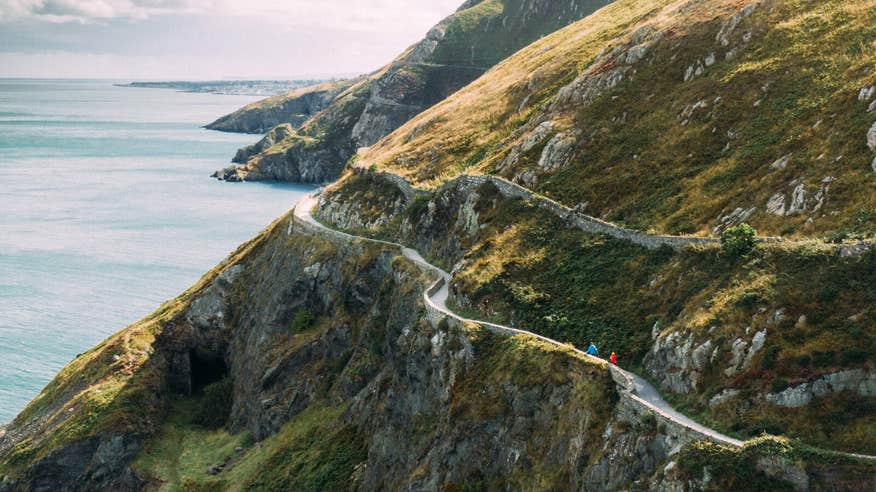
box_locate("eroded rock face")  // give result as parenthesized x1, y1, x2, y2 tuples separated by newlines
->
(645, 325, 767, 395)
(216, 0, 614, 184)
(766, 369, 876, 408)
(231, 124, 295, 164)
(867, 121, 876, 152)
(205, 80, 355, 134)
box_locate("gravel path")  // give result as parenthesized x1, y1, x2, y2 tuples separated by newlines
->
(295, 193, 876, 458)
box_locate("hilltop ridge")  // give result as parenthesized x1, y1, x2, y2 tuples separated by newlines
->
(211, 0, 614, 183)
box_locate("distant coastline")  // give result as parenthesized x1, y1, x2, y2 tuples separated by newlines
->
(116, 79, 334, 97)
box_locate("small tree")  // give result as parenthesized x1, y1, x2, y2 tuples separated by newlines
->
(721, 223, 757, 258)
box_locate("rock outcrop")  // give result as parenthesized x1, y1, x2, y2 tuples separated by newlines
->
(205, 79, 356, 134)
(213, 0, 614, 183)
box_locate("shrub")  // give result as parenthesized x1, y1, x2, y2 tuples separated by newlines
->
(770, 378, 789, 393)
(721, 224, 757, 259)
(640, 412, 657, 430)
(737, 291, 762, 309)
(813, 350, 835, 368)
(193, 377, 233, 429)
(290, 308, 316, 333)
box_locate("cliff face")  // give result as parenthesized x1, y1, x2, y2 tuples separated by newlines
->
(204, 79, 356, 134)
(5, 197, 868, 491)
(360, 0, 876, 239)
(212, 0, 614, 184)
(316, 168, 876, 457)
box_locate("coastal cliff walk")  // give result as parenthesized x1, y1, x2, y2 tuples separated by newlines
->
(349, 163, 874, 257)
(293, 193, 875, 460)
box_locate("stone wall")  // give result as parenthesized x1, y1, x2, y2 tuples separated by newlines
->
(352, 165, 875, 255)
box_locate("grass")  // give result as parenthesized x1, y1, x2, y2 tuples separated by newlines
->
(239, 0, 614, 181)
(320, 172, 876, 453)
(132, 401, 364, 492)
(675, 435, 876, 490)
(0, 211, 291, 479)
(361, 0, 876, 239)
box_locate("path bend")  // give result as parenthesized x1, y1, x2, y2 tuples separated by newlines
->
(294, 193, 744, 447)
(293, 192, 876, 460)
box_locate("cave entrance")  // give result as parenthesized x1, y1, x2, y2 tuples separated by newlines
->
(189, 349, 228, 393)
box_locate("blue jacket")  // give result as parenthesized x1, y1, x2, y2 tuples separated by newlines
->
(586, 344, 599, 356)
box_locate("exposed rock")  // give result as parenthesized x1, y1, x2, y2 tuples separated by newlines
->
(859, 86, 875, 102)
(645, 332, 716, 394)
(537, 131, 578, 172)
(714, 206, 756, 233)
(766, 384, 813, 408)
(704, 52, 716, 67)
(868, 121, 876, 152)
(555, 25, 663, 107)
(766, 369, 876, 408)
(756, 456, 810, 492)
(684, 61, 705, 82)
(742, 329, 766, 367)
(766, 193, 786, 216)
(231, 123, 295, 164)
(769, 153, 792, 171)
(709, 389, 741, 407)
(716, 4, 757, 47)
(724, 337, 748, 377)
(205, 80, 356, 134)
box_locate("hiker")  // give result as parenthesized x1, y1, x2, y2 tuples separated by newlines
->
(586, 341, 599, 356)
(610, 352, 618, 365)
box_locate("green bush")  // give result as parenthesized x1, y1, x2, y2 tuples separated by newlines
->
(721, 224, 758, 259)
(290, 308, 316, 333)
(193, 378, 233, 429)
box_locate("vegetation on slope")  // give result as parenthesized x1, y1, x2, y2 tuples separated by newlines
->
(361, 0, 876, 239)
(219, 0, 614, 183)
(133, 401, 365, 492)
(320, 173, 875, 453)
(205, 79, 357, 134)
(0, 213, 286, 479)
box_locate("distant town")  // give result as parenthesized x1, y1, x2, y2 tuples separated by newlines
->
(116, 79, 335, 97)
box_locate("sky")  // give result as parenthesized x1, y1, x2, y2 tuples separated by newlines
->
(0, 0, 464, 79)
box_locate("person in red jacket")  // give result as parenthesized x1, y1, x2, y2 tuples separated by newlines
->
(610, 352, 618, 365)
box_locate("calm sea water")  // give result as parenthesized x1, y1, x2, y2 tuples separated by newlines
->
(0, 79, 313, 423)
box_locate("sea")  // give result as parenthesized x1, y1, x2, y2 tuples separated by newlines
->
(0, 79, 313, 423)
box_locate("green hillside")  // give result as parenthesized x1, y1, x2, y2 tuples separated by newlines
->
(361, 0, 876, 239)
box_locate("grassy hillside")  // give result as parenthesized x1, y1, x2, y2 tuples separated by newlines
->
(361, 0, 876, 239)
(217, 0, 614, 183)
(319, 170, 876, 454)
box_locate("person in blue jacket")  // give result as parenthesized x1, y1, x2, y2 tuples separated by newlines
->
(586, 341, 599, 356)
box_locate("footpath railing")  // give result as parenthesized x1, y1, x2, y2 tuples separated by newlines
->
(292, 193, 744, 448)
(350, 164, 873, 256)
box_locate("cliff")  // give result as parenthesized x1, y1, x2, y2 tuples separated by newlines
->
(205, 79, 357, 134)
(360, 0, 876, 239)
(212, 0, 614, 183)
(2, 0, 875, 490)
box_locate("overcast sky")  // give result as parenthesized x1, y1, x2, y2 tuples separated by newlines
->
(0, 0, 464, 79)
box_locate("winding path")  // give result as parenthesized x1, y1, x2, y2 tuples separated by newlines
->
(293, 193, 745, 447)
(294, 192, 876, 460)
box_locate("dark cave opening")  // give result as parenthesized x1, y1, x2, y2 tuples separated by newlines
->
(189, 349, 228, 393)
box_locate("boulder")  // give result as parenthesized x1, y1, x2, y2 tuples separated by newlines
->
(868, 121, 876, 152)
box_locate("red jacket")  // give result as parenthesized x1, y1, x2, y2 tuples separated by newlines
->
(610, 353, 618, 365)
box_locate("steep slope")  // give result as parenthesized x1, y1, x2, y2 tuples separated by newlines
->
(318, 168, 876, 455)
(213, 0, 615, 183)
(205, 79, 357, 134)
(3, 196, 872, 491)
(360, 0, 876, 239)
(304, 0, 876, 460)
